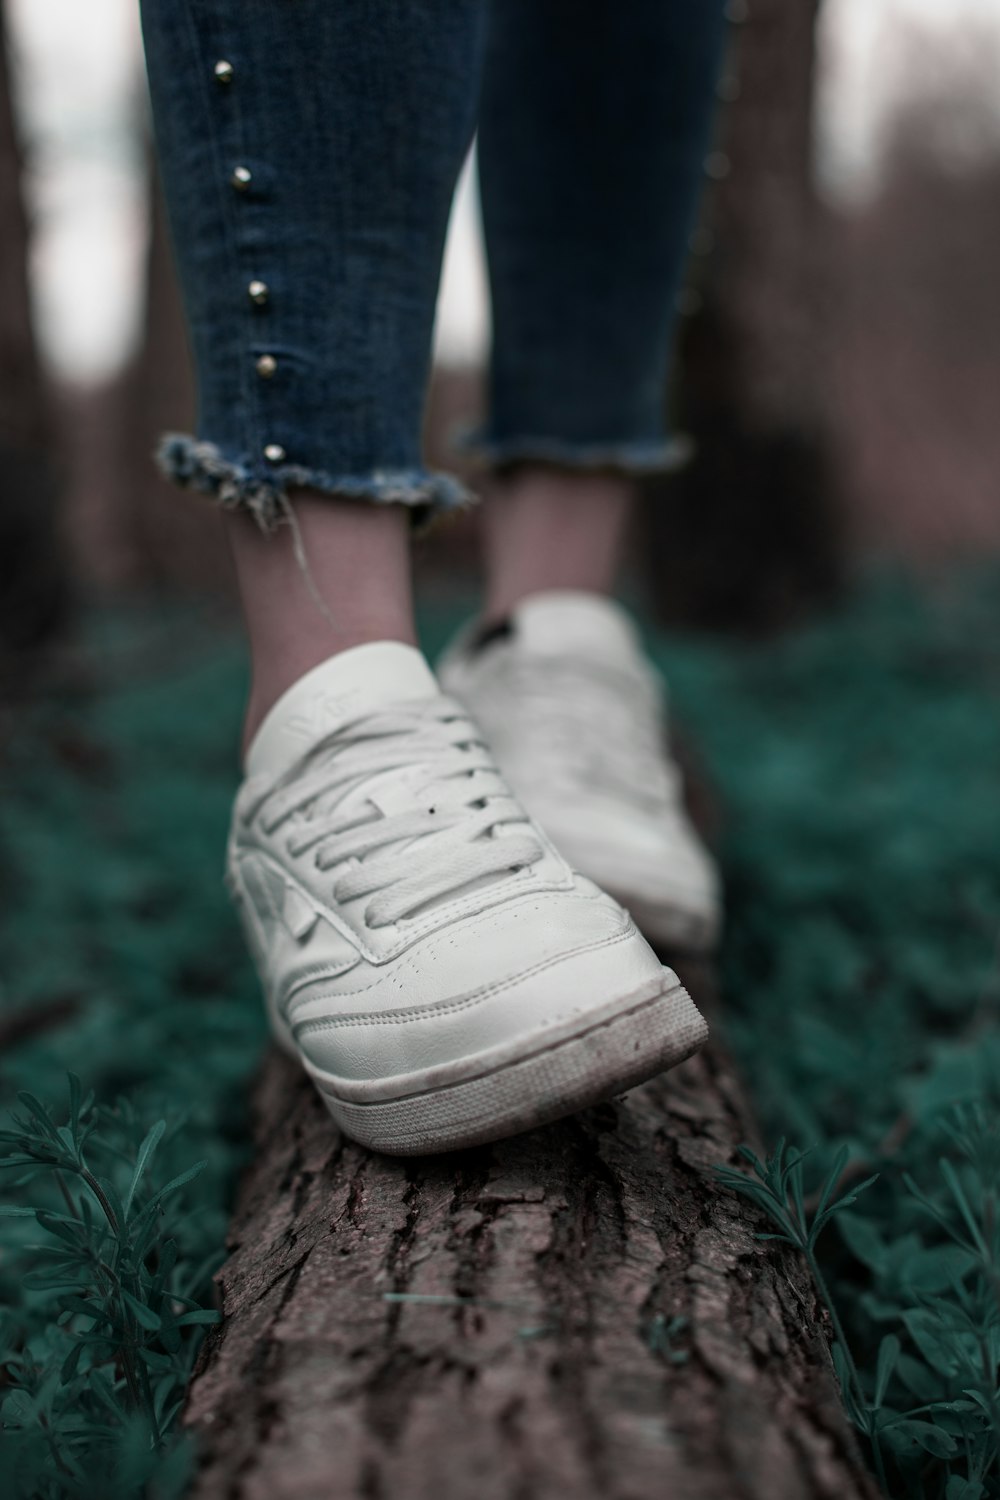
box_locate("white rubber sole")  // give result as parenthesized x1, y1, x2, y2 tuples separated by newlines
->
(291, 972, 707, 1156)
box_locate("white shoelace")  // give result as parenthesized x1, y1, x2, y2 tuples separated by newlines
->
(492, 656, 679, 808)
(246, 699, 544, 928)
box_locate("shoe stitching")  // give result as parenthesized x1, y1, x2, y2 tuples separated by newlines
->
(234, 832, 617, 972)
(234, 831, 579, 962)
(277, 893, 628, 1018)
(282, 883, 629, 1005)
(326, 982, 698, 1108)
(292, 924, 636, 1031)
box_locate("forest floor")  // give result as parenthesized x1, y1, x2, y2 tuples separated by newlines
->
(1, 569, 999, 1499)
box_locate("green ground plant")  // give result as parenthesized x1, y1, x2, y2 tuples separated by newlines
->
(1, 576, 998, 1497)
(0, 608, 265, 1497)
(717, 1118, 1000, 1497)
(661, 572, 1000, 1498)
(0, 1080, 217, 1496)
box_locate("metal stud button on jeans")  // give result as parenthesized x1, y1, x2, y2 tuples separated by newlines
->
(213, 59, 234, 84)
(263, 444, 286, 463)
(248, 280, 270, 305)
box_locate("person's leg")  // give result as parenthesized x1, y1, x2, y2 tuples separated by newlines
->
(229, 498, 415, 754)
(474, 0, 727, 616)
(140, 0, 485, 743)
(439, 2, 728, 953)
(480, 469, 631, 624)
(139, 0, 708, 1154)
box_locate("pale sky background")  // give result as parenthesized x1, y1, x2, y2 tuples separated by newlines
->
(6, 0, 1000, 381)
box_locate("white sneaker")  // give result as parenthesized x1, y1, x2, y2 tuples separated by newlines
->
(439, 593, 721, 953)
(225, 642, 707, 1155)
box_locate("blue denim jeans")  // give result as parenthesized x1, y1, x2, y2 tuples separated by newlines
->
(139, 1, 726, 531)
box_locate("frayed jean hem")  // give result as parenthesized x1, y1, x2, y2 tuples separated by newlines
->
(156, 434, 476, 534)
(453, 429, 693, 477)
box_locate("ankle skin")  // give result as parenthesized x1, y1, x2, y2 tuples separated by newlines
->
(226, 491, 418, 752)
(481, 467, 635, 624)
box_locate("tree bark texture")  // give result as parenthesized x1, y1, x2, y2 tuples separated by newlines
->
(185, 958, 877, 1500)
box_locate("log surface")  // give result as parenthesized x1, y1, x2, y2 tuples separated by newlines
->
(186, 960, 876, 1500)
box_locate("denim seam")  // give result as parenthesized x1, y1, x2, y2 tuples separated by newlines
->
(221, 29, 267, 477)
(175, 0, 258, 487)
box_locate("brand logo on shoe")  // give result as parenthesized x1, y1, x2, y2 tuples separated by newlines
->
(281, 884, 320, 940)
(284, 689, 364, 740)
(243, 858, 320, 942)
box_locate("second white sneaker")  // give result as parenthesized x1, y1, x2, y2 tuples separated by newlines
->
(226, 642, 707, 1155)
(439, 593, 721, 952)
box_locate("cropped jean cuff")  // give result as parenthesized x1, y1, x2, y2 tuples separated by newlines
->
(453, 428, 693, 477)
(156, 434, 475, 534)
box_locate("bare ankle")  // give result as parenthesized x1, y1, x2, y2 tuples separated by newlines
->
(227, 491, 417, 755)
(482, 467, 635, 623)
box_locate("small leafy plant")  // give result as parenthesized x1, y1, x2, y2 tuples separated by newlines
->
(0, 1075, 221, 1499)
(717, 1114, 1000, 1499)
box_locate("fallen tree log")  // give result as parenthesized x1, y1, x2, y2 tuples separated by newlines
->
(184, 955, 877, 1500)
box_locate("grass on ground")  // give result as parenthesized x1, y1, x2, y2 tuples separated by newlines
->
(1, 574, 998, 1498)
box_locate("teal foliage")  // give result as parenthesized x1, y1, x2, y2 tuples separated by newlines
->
(2, 577, 999, 1496)
(652, 573, 1000, 1497)
(0, 606, 266, 1497)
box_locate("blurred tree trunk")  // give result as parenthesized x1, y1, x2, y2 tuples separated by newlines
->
(123, 158, 234, 594)
(62, 132, 233, 594)
(0, 0, 66, 667)
(646, 0, 845, 632)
